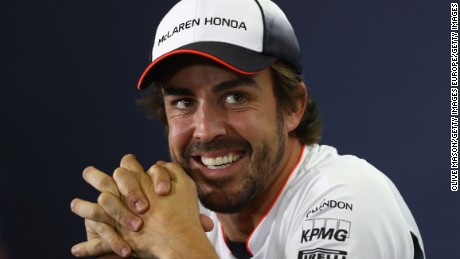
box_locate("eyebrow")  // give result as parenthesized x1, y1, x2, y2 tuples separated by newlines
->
(162, 76, 259, 97)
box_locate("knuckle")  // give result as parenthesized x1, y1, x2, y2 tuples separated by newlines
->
(122, 153, 135, 162)
(169, 161, 180, 167)
(89, 204, 101, 219)
(97, 192, 110, 207)
(94, 239, 105, 253)
(168, 161, 181, 170)
(108, 236, 119, 248)
(98, 192, 129, 225)
(155, 174, 171, 186)
(98, 175, 114, 190)
(96, 223, 106, 235)
(113, 167, 125, 179)
(148, 164, 161, 174)
(125, 186, 139, 198)
(113, 206, 126, 224)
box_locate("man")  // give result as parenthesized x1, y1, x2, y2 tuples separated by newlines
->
(71, 0, 425, 258)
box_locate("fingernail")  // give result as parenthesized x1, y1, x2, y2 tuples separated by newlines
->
(135, 200, 146, 212)
(121, 247, 130, 257)
(156, 182, 169, 195)
(71, 245, 80, 256)
(130, 218, 142, 230)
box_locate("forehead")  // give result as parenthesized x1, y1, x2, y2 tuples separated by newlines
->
(155, 54, 272, 91)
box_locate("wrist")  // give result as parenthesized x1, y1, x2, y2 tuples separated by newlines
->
(156, 227, 218, 259)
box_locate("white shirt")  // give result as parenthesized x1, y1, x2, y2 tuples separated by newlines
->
(201, 145, 425, 259)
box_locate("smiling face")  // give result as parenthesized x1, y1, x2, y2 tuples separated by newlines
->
(160, 56, 296, 213)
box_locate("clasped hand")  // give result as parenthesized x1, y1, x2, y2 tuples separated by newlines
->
(70, 155, 215, 258)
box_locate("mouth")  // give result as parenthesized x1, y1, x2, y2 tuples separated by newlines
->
(200, 152, 242, 169)
(193, 152, 244, 170)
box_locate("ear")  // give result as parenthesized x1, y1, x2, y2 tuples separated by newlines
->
(284, 82, 307, 133)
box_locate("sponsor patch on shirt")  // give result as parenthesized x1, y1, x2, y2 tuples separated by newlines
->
(298, 248, 348, 259)
(305, 199, 353, 219)
(300, 218, 351, 243)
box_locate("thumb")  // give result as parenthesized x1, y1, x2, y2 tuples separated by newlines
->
(199, 214, 215, 232)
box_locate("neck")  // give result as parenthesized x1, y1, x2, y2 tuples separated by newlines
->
(216, 138, 304, 242)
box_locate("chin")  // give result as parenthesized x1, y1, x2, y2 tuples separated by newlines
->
(196, 175, 263, 214)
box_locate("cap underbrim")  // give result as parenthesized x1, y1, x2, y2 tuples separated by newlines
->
(137, 42, 276, 89)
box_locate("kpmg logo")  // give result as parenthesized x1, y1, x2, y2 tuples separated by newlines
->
(298, 248, 347, 259)
(301, 218, 351, 243)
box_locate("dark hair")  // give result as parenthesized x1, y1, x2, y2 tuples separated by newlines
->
(270, 62, 322, 145)
(136, 61, 322, 145)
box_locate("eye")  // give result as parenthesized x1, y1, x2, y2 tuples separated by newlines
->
(224, 93, 246, 104)
(173, 98, 195, 109)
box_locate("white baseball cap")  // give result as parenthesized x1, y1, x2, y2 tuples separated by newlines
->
(137, 0, 301, 89)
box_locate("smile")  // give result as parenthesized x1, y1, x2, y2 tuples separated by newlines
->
(200, 153, 242, 169)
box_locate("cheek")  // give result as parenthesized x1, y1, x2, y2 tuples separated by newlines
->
(228, 108, 279, 142)
(167, 119, 194, 157)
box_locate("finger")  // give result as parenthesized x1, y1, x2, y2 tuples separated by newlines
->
(96, 255, 124, 259)
(79, 220, 132, 258)
(147, 162, 172, 196)
(160, 162, 195, 188)
(96, 255, 125, 259)
(83, 166, 120, 197)
(71, 238, 130, 258)
(160, 162, 188, 181)
(120, 154, 145, 174)
(70, 198, 115, 226)
(113, 167, 149, 214)
(199, 214, 214, 232)
(98, 191, 143, 232)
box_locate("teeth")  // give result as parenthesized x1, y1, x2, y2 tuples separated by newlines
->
(201, 153, 241, 168)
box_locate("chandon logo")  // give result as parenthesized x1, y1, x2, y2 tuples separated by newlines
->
(298, 248, 347, 259)
(305, 199, 353, 218)
(301, 218, 351, 243)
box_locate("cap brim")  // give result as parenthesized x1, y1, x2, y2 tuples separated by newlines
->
(137, 42, 276, 89)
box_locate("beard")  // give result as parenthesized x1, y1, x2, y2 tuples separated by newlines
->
(171, 109, 287, 214)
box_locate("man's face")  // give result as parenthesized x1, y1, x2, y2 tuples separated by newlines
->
(161, 57, 289, 213)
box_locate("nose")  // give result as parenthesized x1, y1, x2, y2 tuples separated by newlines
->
(192, 102, 226, 142)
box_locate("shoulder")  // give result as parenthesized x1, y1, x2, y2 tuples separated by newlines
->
(279, 145, 419, 258)
(286, 145, 413, 225)
(286, 145, 394, 205)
